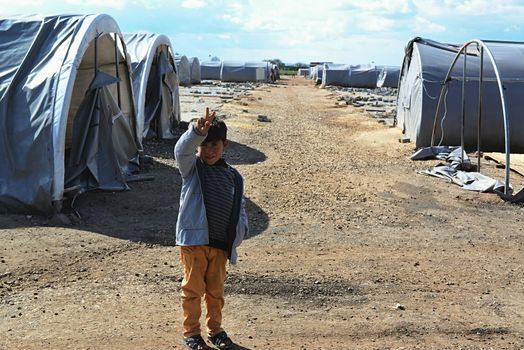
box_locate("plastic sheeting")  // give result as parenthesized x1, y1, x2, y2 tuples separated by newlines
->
(414, 146, 507, 193)
(397, 37, 524, 152)
(188, 57, 201, 84)
(200, 60, 221, 80)
(0, 14, 139, 214)
(125, 33, 180, 141)
(175, 55, 190, 85)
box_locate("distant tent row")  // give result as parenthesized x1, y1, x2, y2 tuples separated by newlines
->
(396, 37, 524, 153)
(307, 64, 400, 88)
(0, 14, 182, 214)
(199, 61, 279, 82)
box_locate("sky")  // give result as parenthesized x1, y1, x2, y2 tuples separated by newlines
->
(1, 0, 524, 66)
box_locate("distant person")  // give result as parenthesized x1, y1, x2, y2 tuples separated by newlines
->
(174, 108, 249, 350)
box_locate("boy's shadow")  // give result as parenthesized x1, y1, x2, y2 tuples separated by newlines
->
(224, 140, 266, 165)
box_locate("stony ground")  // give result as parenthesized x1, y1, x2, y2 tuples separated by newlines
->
(1, 76, 523, 350)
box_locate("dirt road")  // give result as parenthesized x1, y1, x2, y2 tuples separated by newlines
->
(1, 77, 523, 350)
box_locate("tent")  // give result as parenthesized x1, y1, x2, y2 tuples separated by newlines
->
(310, 65, 323, 82)
(321, 63, 350, 86)
(347, 64, 381, 88)
(396, 37, 524, 152)
(188, 57, 201, 84)
(221, 61, 267, 82)
(297, 68, 310, 77)
(0, 14, 140, 214)
(175, 55, 190, 85)
(377, 66, 400, 88)
(200, 60, 222, 80)
(124, 33, 180, 141)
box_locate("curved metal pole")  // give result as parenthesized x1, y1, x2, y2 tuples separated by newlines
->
(430, 39, 511, 194)
(477, 45, 484, 172)
(461, 48, 467, 166)
(430, 51, 465, 147)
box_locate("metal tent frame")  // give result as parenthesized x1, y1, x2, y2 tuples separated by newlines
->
(429, 39, 524, 195)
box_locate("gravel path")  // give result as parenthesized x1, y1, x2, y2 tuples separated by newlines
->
(1, 76, 523, 350)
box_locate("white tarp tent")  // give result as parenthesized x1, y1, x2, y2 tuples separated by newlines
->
(175, 55, 190, 85)
(200, 60, 222, 80)
(124, 33, 180, 141)
(189, 57, 201, 84)
(0, 14, 140, 214)
(397, 37, 524, 152)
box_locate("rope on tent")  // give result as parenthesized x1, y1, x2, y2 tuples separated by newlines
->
(437, 88, 450, 146)
(422, 79, 440, 100)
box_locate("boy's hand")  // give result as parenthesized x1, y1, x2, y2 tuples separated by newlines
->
(195, 107, 216, 135)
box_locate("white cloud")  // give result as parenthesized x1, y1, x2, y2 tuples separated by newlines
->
(412, 0, 524, 16)
(65, 0, 126, 9)
(0, 0, 43, 7)
(217, 33, 231, 40)
(349, 0, 411, 14)
(355, 14, 398, 32)
(181, 0, 206, 9)
(412, 17, 446, 33)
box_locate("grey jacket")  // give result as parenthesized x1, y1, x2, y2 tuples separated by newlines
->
(174, 126, 249, 264)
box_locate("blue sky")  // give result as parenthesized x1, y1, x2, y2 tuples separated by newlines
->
(1, 0, 524, 66)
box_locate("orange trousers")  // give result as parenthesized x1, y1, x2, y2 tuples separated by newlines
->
(179, 246, 228, 338)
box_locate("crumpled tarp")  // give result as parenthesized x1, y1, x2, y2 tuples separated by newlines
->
(414, 146, 509, 193)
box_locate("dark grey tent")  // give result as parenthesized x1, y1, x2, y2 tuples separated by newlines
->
(175, 55, 190, 85)
(200, 60, 222, 80)
(0, 14, 139, 214)
(221, 61, 267, 82)
(124, 33, 180, 141)
(189, 57, 201, 84)
(396, 37, 524, 152)
(321, 63, 350, 87)
(347, 64, 381, 88)
(377, 66, 400, 88)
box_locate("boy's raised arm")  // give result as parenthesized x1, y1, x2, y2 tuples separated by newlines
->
(174, 107, 216, 177)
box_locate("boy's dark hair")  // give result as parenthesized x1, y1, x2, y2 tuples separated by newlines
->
(204, 119, 227, 143)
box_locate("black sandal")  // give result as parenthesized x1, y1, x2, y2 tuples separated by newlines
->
(183, 335, 212, 350)
(208, 331, 234, 349)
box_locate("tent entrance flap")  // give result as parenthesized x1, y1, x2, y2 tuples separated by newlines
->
(145, 50, 177, 140)
(64, 71, 134, 193)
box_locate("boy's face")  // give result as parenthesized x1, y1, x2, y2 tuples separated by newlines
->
(197, 139, 228, 165)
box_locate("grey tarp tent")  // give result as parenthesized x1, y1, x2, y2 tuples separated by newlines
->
(124, 33, 180, 141)
(377, 66, 400, 88)
(396, 37, 524, 152)
(221, 61, 267, 82)
(0, 14, 139, 214)
(321, 63, 350, 87)
(175, 55, 190, 85)
(200, 60, 222, 80)
(189, 57, 201, 84)
(347, 64, 381, 88)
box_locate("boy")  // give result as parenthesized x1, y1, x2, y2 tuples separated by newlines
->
(174, 108, 249, 350)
